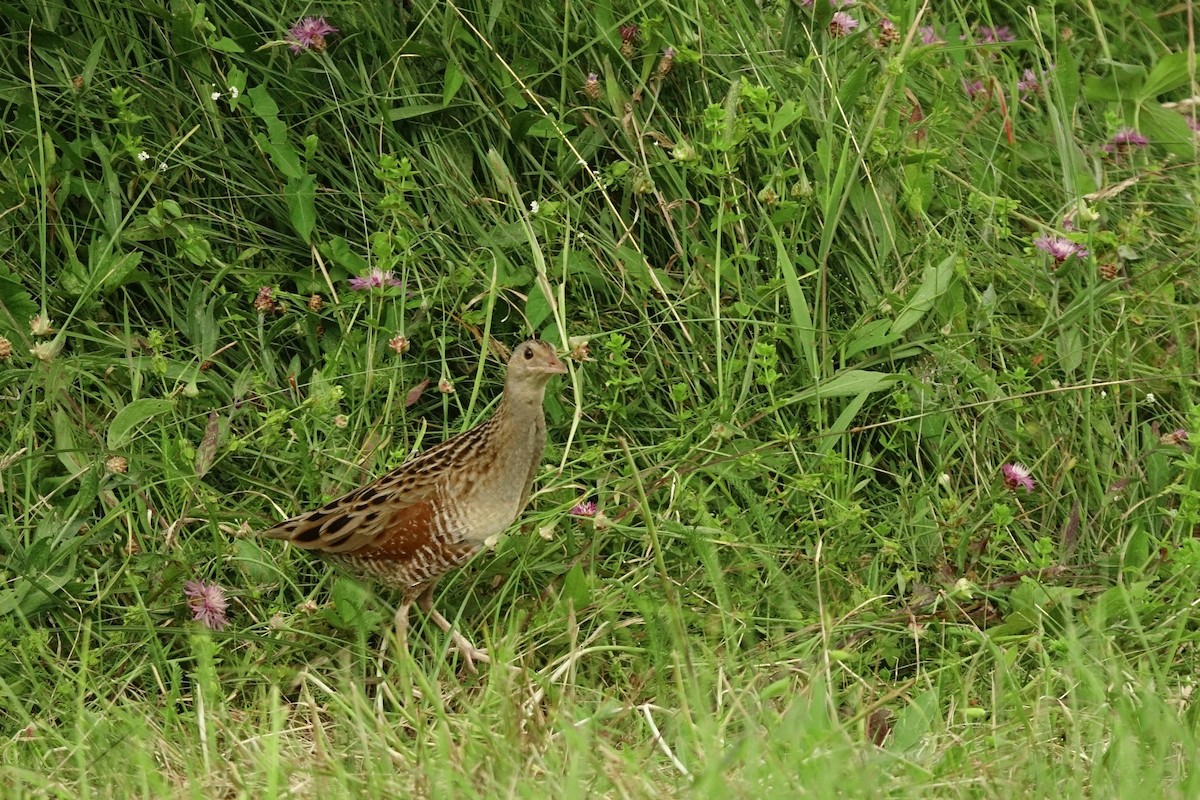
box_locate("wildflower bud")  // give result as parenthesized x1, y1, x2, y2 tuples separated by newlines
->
(29, 314, 53, 336)
(657, 47, 676, 79)
(253, 286, 276, 313)
(583, 72, 601, 100)
(389, 334, 410, 354)
(1098, 263, 1119, 281)
(307, 293, 323, 312)
(0, 336, 11, 361)
(30, 340, 62, 362)
(619, 25, 639, 58)
(106, 455, 129, 474)
(568, 337, 590, 362)
(333, 414, 348, 428)
(876, 19, 899, 48)
(297, 599, 319, 615)
(72, 76, 84, 91)
(1160, 429, 1189, 446)
(671, 139, 697, 162)
(438, 378, 455, 394)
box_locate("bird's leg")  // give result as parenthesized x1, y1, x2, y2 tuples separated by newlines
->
(416, 584, 490, 671)
(392, 595, 414, 658)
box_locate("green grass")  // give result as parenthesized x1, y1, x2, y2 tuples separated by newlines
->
(2, 0, 1199, 796)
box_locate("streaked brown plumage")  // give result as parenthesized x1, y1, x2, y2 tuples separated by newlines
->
(264, 340, 567, 669)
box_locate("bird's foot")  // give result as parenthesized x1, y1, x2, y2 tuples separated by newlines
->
(447, 629, 490, 673)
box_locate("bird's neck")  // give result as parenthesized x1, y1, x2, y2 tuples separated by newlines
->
(497, 378, 550, 427)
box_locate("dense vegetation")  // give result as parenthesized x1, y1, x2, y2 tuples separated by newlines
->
(2, 0, 1198, 795)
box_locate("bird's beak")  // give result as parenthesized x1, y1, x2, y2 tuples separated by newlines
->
(544, 353, 568, 374)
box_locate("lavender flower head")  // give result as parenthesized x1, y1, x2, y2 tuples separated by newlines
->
(288, 17, 338, 54)
(349, 268, 402, 291)
(1001, 463, 1035, 492)
(1018, 69, 1040, 97)
(962, 79, 988, 100)
(920, 25, 944, 45)
(829, 11, 859, 37)
(1102, 127, 1149, 154)
(569, 500, 598, 517)
(1035, 235, 1088, 264)
(975, 25, 1015, 44)
(185, 580, 229, 630)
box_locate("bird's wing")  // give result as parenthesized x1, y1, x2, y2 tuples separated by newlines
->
(262, 468, 445, 555)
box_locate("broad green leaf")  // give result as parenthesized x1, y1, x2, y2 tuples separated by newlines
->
(890, 255, 955, 336)
(256, 132, 303, 179)
(525, 280, 552, 331)
(209, 36, 244, 54)
(1139, 52, 1191, 100)
(108, 398, 174, 450)
(843, 319, 901, 360)
(1056, 326, 1083, 376)
(93, 249, 143, 292)
(1139, 102, 1195, 158)
(286, 174, 316, 242)
(0, 267, 37, 338)
(326, 237, 369, 274)
(561, 562, 592, 610)
(889, 687, 940, 753)
(769, 223, 816, 381)
(442, 61, 464, 106)
(791, 369, 898, 403)
(383, 103, 452, 122)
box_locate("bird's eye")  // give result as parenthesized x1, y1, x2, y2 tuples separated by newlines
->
(523, 347, 534, 360)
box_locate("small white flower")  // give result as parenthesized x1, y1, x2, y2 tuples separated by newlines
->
(158, 162, 168, 171)
(1100, 390, 1107, 398)
(1145, 393, 1156, 405)
(530, 200, 540, 215)
(211, 91, 222, 100)
(228, 86, 239, 98)
(137, 151, 150, 162)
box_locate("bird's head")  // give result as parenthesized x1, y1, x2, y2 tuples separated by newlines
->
(507, 339, 568, 383)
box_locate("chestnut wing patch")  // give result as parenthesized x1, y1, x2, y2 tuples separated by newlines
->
(353, 500, 440, 560)
(264, 480, 439, 554)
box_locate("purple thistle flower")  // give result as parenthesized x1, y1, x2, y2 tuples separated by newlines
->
(1102, 127, 1149, 154)
(348, 268, 402, 291)
(1035, 235, 1088, 264)
(184, 580, 229, 630)
(1018, 68, 1040, 97)
(569, 500, 598, 517)
(1001, 463, 1035, 492)
(288, 17, 338, 54)
(962, 79, 988, 100)
(975, 25, 1015, 44)
(920, 25, 944, 45)
(829, 11, 859, 37)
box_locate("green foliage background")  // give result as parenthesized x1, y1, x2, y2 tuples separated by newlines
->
(1, 0, 1199, 795)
